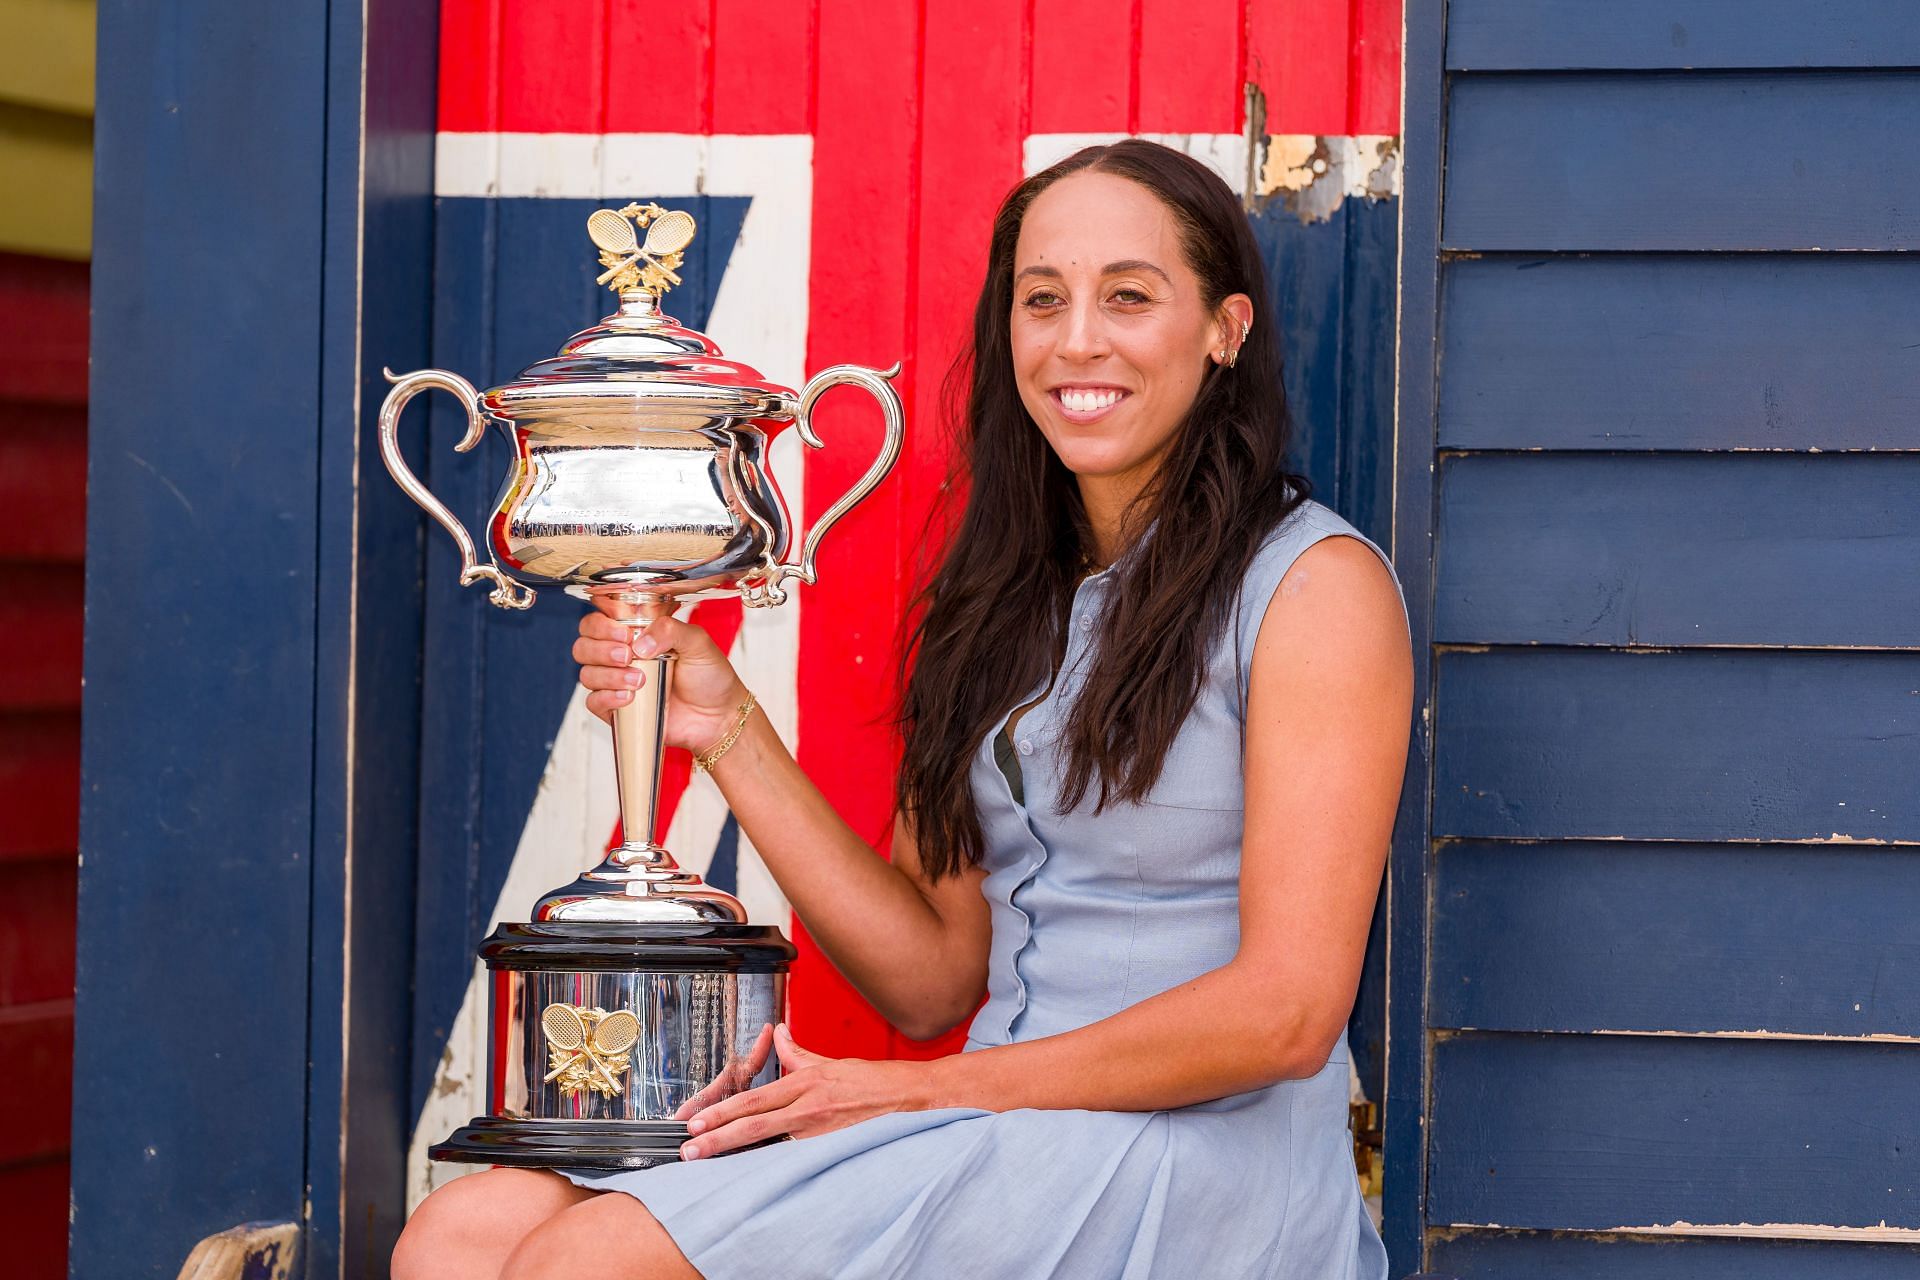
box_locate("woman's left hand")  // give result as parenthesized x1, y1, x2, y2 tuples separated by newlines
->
(680, 1024, 934, 1160)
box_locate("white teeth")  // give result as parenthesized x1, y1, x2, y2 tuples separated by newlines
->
(1061, 389, 1120, 413)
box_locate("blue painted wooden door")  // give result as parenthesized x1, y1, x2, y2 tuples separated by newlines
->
(1390, 2, 1920, 1275)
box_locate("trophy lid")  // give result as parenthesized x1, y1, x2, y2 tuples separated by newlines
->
(481, 203, 798, 423)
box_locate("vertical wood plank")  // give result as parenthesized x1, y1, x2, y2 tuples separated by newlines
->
(1350, 0, 1402, 133)
(606, 0, 708, 132)
(799, 0, 921, 1057)
(1138, 0, 1241, 132)
(713, 0, 812, 133)
(498, 0, 605, 132)
(1248, 0, 1350, 133)
(1030, 0, 1130, 133)
(436, 0, 500, 131)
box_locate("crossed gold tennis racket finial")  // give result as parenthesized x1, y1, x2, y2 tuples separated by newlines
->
(588, 203, 697, 297)
(542, 1003, 643, 1098)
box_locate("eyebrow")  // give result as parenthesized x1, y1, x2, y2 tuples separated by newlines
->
(1015, 259, 1173, 284)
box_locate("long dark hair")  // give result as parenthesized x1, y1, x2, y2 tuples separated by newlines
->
(896, 139, 1308, 879)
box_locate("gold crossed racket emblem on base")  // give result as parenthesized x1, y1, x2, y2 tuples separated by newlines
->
(542, 1003, 643, 1099)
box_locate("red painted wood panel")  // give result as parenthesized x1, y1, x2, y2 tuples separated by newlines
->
(1138, 0, 1242, 132)
(0, 255, 87, 404)
(606, 0, 708, 133)
(1350, 0, 1402, 134)
(1030, 0, 1132, 133)
(798, 0, 922, 1057)
(0, 1001, 73, 1165)
(1249, 0, 1351, 135)
(0, 568, 82, 711)
(712, 0, 812, 134)
(0, 860, 76, 1006)
(0, 715, 79, 860)
(499, 0, 608, 133)
(0, 414, 85, 564)
(437, 0, 502, 132)
(0, 1160, 67, 1278)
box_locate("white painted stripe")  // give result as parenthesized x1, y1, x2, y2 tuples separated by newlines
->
(410, 133, 811, 1209)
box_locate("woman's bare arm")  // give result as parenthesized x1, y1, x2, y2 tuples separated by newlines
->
(913, 536, 1411, 1110)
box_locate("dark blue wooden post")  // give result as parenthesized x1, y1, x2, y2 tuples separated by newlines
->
(75, 2, 435, 1275)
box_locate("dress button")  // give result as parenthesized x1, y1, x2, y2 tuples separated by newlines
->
(1017, 739, 1033, 756)
(1079, 615, 1093, 632)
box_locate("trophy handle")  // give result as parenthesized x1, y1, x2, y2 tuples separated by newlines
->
(377, 368, 536, 611)
(768, 362, 905, 599)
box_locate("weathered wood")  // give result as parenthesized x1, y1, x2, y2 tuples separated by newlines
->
(1437, 255, 1920, 452)
(1433, 841, 1920, 1037)
(1433, 1228, 1920, 1277)
(1434, 650, 1920, 842)
(1445, 72, 1920, 251)
(1429, 1032, 1920, 1232)
(1436, 454, 1920, 647)
(174, 1221, 298, 1280)
(1448, 0, 1920, 70)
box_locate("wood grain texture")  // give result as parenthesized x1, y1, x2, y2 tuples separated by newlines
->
(1437, 255, 1920, 451)
(1434, 650, 1920, 843)
(1433, 1228, 1920, 1278)
(1432, 841, 1920, 1037)
(1449, 0, 1920, 70)
(1429, 1032, 1920, 1232)
(1445, 72, 1920, 251)
(1435, 453, 1920, 648)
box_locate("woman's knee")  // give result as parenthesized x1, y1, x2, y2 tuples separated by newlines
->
(392, 1168, 594, 1280)
(498, 1194, 699, 1280)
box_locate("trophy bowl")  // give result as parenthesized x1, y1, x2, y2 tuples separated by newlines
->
(381, 202, 903, 1169)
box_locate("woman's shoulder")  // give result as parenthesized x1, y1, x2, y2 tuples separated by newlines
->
(1231, 497, 1409, 660)
(1248, 498, 1395, 590)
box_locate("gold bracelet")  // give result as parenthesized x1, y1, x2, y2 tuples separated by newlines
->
(693, 692, 758, 773)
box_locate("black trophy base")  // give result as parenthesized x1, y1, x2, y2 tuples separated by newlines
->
(432, 1116, 692, 1171)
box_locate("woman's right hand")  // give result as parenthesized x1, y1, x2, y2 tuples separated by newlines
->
(573, 603, 751, 754)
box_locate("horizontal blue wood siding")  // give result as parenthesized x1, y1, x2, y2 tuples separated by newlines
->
(1445, 72, 1920, 250)
(1428, 1033, 1920, 1231)
(1436, 454, 1920, 647)
(1432, 841, 1920, 1036)
(1434, 650, 1920, 842)
(1432, 1230, 1920, 1278)
(1438, 255, 1920, 451)
(1448, 0, 1920, 70)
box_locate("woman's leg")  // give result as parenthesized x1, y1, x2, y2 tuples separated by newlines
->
(391, 1168, 597, 1280)
(498, 1192, 702, 1280)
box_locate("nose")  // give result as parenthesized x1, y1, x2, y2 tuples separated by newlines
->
(1056, 298, 1110, 363)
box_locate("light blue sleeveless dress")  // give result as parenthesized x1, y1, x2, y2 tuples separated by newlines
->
(563, 498, 1400, 1279)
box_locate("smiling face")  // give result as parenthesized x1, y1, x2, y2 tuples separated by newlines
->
(1010, 169, 1245, 504)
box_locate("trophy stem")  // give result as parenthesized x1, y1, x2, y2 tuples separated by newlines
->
(609, 629, 675, 863)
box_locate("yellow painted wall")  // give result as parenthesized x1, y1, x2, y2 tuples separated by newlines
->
(0, 0, 94, 259)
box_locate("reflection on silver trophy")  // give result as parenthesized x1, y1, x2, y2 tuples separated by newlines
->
(378, 202, 904, 1168)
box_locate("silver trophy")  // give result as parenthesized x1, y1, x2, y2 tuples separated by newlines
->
(379, 203, 903, 1167)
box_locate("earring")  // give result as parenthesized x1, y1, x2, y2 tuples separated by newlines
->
(1226, 346, 1239, 368)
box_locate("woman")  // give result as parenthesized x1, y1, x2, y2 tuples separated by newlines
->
(394, 138, 1412, 1280)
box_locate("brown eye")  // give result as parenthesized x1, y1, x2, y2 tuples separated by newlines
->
(1023, 290, 1063, 309)
(1110, 288, 1150, 305)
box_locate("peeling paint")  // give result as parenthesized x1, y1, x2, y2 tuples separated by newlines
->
(1259, 134, 1402, 223)
(1444, 1220, 1920, 1244)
